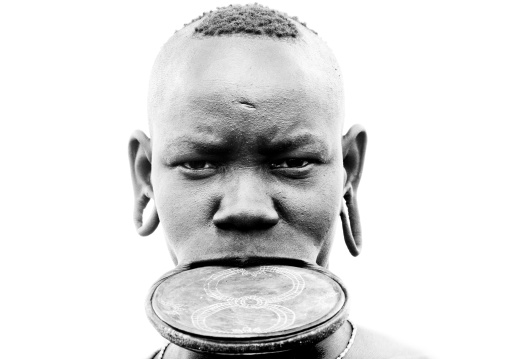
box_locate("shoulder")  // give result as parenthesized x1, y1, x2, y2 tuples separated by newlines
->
(347, 325, 432, 359)
(147, 342, 171, 359)
(145, 349, 161, 359)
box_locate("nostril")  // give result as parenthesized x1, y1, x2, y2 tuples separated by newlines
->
(213, 211, 279, 232)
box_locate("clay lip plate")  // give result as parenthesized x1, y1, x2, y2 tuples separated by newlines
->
(151, 264, 345, 339)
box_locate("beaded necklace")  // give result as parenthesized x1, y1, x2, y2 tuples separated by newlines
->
(337, 320, 357, 359)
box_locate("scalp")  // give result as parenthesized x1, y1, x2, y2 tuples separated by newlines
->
(148, 5, 344, 133)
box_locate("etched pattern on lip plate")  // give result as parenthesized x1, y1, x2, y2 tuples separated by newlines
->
(151, 264, 345, 339)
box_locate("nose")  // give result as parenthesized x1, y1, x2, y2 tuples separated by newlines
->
(213, 171, 279, 232)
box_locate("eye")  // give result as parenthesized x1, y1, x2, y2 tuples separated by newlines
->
(270, 159, 310, 169)
(181, 161, 217, 170)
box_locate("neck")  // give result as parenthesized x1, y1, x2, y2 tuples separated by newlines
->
(162, 321, 353, 359)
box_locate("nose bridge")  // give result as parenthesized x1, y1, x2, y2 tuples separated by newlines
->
(228, 168, 267, 205)
(213, 167, 279, 231)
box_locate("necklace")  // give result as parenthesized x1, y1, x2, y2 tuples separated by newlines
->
(336, 320, 357, 359)
(157, 320, 357, 359)
(157, 342, 170, 359)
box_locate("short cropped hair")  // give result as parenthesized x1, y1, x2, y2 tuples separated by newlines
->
(183, 4, 315, 38)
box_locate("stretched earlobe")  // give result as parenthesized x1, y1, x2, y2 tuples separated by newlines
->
(134, 192, 160, 236)
(128, 130, 159, 236)
(340, 189, 362, 256)
(341, 125, 367, 256)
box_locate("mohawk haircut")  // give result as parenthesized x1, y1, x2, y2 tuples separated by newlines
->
(185, 4, 315, 38)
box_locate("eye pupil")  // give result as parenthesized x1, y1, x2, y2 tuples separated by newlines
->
(287, 159, 305, 167)
(185, 161, 211, 169)
(192, 161, 206, 169)
(270, 159, 309, 169)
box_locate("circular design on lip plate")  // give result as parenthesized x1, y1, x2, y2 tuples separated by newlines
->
(191, 266, 305, 334)
(150, 264, 345, 340)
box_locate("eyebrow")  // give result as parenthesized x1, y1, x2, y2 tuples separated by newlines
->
(163, 135, 235, 156)
(259, 132, 331, 156)
(161, 132, 332, 160)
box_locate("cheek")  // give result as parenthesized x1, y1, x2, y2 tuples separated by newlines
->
(287, 189, 340, 240)
(152, 172, 216, 247)
(280, 169, 342, 245)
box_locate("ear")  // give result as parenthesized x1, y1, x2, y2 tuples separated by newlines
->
(340, 125, 367, 256)
(128, 130, 159, 236)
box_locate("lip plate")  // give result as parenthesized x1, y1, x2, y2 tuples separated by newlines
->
(146, 258, 349, 354)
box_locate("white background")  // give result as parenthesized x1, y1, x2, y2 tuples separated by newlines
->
(1, 1, 507, 358)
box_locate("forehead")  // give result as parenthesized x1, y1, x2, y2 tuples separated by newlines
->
(149, 36, 342, 148)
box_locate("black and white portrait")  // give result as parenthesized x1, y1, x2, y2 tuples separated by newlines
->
(2, 1, 507, 358)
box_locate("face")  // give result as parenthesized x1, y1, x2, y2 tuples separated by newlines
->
(148, 35, 345, 266)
